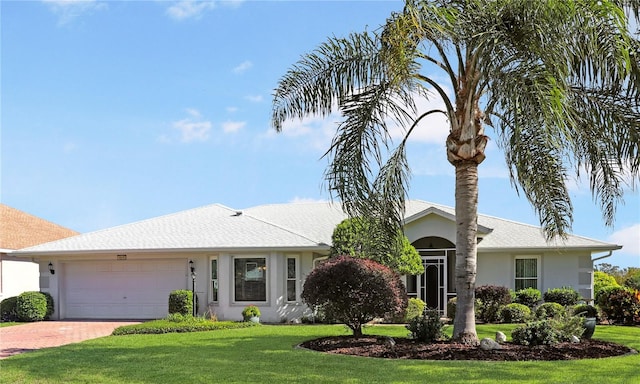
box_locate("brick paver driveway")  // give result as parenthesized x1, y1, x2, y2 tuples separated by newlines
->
(0, 320, 141, 359)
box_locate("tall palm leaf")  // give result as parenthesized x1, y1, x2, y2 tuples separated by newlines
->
(272, 0, 640, 344)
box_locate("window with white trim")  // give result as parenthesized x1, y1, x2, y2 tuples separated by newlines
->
(211, 258, 218, 302)
(515, 256, 540, 290)
(286, 256, 299, 302)
(234, 257, 267, 302)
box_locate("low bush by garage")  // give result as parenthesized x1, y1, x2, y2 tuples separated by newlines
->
(112, 316, 259, 335)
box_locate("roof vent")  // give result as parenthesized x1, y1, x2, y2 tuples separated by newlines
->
(233, 211, 243, 216)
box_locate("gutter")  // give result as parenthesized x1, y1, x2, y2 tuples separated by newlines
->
(591, 250, 613, 263)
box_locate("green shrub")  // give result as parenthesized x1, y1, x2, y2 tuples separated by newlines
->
(500, 303, 531, 323)
(404, 298, 425, 322)
(241, 305, 261, 321)
(511, 320, 562, 346)
(301, 256, 407, 337)
(543, 287, 581, 306)
(446, 297, 457, 320)
(16, 291, 47, 322)
(597, 286, 640, 325)
(0, 296, 18, 322)
(446, 297, 482, 321)
(475, 285, 511, 323)
(623, 269, 640, 291)
(406, 308, 448, 342)
(572, 304, 598, 318)
(535, 302, 565, 319)
(112, 319, 258, 335)
(513, 287, 541, 309)
(41, 291, 54, 319)
(594, 271, 620, 299)
(511, 314, 584, 346)
(169, 290, 193, 316)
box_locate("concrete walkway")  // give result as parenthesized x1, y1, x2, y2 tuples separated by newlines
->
(0, 320, 141, 359)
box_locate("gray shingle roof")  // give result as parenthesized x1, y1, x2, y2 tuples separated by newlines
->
(14, 200, 619, 255)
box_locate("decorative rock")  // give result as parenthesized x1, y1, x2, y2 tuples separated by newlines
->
(571, 335, 580, 343)
(383, 336, 396, 348)
(480, 337, 502, 350)
(495, 331, 507, 344)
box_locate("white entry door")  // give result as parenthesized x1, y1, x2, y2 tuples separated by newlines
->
(63, 260, 186, 319)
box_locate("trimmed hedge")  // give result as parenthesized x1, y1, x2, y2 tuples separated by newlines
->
(1, 296, 18, 322)
(169, 290, 193, 316)
(405, 298, 426, 322)
(16, 291, 47, 322)
(112, 318, 258, 335)
(513, 288, 541, 309)
(475, 285, 511, 323)
(41, 291, 54, 319)
(501, 303, 531, 323)
(543, 287, 580, 306)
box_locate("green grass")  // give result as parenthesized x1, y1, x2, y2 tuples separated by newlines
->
(0, 321, 21, 328)
(111, 318, 258, 335)
(1, 324, 638, 384)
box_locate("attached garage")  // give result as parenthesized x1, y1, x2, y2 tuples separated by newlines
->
(63, 259, 187, 319)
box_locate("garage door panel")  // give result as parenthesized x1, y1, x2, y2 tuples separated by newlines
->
(64, 260, 187, 319)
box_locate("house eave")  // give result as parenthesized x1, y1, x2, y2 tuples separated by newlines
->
(477, 245, 622, 253)
(15, 245, 332, 258)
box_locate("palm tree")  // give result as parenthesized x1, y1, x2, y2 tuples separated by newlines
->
(272, 0, 640, 344)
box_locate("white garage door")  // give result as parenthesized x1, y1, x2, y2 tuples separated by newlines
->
(64, 260, 187, 319)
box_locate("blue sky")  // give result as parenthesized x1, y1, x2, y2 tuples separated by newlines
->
(2, 0, 638, 268)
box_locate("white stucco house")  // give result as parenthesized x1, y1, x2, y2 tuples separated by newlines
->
(12, 200, 620, 322)
(1, 204, 78, 301)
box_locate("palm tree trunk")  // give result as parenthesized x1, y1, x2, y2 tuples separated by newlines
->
(452, 161, 480, 345)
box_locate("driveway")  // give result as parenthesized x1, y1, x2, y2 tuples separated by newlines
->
(0, 320, 141, 359)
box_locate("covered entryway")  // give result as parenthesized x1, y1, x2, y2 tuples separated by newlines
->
(409, 237, 456, 315)
(63, 260, 187, 319)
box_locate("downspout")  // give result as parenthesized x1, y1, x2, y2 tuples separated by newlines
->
(591, 251, 613, 263)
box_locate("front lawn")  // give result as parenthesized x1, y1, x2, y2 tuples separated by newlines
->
(1, 324, 638, 384)
(0, 322, 21, 328)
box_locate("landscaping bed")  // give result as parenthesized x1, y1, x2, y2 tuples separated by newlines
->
(300, 336, 637, 361)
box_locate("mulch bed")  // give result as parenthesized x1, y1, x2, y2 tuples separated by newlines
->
(299, 336, 637, 361)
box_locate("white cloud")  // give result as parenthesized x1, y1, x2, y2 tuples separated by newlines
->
(226, 106, 239, 113)
(608, 223, 640, 256)
(42, 0, 107, 25)
(388, 91, 451, 145)
(233, 60, 253, 74)
(222, 121, 245, 133)
(245, 95, 263, 103)
(267, 113, 338, 151)
(170, 108, 212, 143)
(166, 1, 216, 21)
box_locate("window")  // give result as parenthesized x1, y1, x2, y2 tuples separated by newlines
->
(286, 256, 298, 302)
(515, 257, 539, 290)
(234, 257, 266, 302)
(211, 258, 218, 302)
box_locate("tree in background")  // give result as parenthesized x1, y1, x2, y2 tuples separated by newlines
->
(330, 217, 423, 275)
(273, 0, 640, 344)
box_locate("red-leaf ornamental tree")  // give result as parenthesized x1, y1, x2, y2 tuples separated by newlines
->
(273, 0, 640, 344)
(301, 255, 407, 337)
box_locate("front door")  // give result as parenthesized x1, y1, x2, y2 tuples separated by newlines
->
(416, 250, 448, 314)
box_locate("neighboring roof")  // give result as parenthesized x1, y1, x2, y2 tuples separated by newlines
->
(14, 200, 620, 255)
(0, 204, 79, 250)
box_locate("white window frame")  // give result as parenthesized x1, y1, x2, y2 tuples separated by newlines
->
(285, 255, 300, 303)
(232, 255, 268, 303)
(210, 256, 218, 303)
(514, 255, 541, 290)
